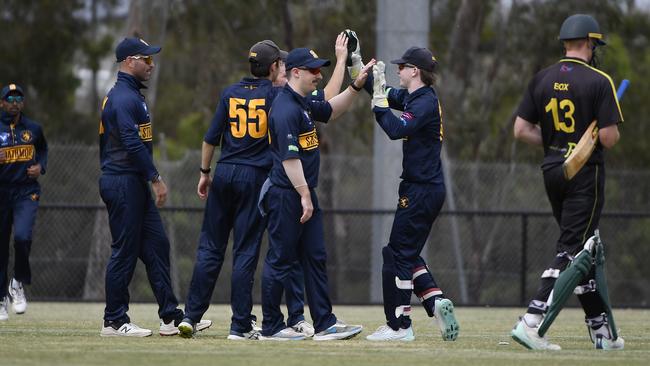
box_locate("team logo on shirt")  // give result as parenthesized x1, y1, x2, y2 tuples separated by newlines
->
(139, 122, 153, 141)
(298, 129, 319, 150)
(398, 196, 409, 209)
(30, 193, 39, 201)
(21, 130, 32, 143)
(560, 64, 573, 72)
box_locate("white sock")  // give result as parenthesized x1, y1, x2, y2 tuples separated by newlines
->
(523, 313, 543, 327)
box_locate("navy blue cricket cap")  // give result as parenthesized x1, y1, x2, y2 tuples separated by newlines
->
(285, 48, 331, 70)
(391, 46, 438, 72)
(1, 83, 24, 99)
(115, 37, 161, 62)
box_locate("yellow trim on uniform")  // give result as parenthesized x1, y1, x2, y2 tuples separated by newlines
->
(581, 165, 599, 244)
(559, 58, 624, 122)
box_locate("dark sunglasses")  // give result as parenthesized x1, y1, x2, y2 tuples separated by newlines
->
(299, 67, 321, 75)
(398, 63, 416, 71)
(5, 95, 24, 103)
(129, 55, 154, 65)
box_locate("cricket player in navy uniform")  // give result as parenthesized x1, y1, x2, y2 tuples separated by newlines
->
(361, 47, 459, 342)
(511, 14, 624, 350)
(99, 37, 210, 337)
(179, 35, 350, 340)
(259, 47, 374, 341)
(0, 84, 47, 321)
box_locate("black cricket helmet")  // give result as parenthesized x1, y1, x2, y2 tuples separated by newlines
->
(559, 14, 606, 46)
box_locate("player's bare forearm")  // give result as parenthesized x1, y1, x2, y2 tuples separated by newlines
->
(282, 158, 313, 223)
(599, 124, 620, 149)
(200, 141, 216, 171)
(323, 32, 348, 101)
(328, 59, 375, 120)
(513, 116, 542, 146)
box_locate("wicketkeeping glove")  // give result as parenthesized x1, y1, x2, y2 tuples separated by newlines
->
(345, 29, 364, 79)
(372, 61, 389, 108)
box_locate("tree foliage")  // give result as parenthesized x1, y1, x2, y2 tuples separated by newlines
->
(2, 0, 648, 167)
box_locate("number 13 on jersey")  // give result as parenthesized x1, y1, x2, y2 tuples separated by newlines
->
(229, 98, 267, 138)
(545, 97, 576, 133)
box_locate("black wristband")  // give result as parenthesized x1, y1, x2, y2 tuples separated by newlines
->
(350, 81, 362, 92)
(200, 167, 211, 174)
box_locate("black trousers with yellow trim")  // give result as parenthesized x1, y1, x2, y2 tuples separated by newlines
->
(527, 163, 606, 318)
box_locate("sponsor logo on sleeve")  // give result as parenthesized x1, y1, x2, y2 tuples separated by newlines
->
(139, 122, 153, 141)
(298, 129, 319, 150)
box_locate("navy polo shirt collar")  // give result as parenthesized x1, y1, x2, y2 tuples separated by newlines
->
(405, 85, 432, 103)
(242, 77, 272, 87)
(117, 71, 148, 90)
(283, 84, 310, 110)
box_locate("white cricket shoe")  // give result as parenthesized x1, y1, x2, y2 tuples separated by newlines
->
(100, 321, 152, 337)
(313, 320, 363, 341)
(434, 298, 459, 341)
(291, 320, 315, 337)
(159, 318, 212, 336)
(8, 279, 27, 314)
(366, 325, 415, 341)
(511, 319, 561, 350)
(227, 329, 261, 340)
(586, 314, 624, 350)
(259, 327, 306, 341)
(0, 297, 8, 321)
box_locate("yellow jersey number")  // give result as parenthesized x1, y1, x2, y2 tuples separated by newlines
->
(229, 98, 267, 138)
(545, 97, 576, 133)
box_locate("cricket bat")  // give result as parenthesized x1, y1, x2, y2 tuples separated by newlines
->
(562, 79, 629, 180)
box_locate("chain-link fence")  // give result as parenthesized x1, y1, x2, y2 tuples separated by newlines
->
(10, 144, 650, 307)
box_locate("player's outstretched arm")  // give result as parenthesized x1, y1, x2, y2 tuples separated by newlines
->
(513, 116, 542, 146)
(323, 32, 348, 101)
(327, 59, 376, 120)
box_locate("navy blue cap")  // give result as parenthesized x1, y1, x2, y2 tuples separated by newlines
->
(1, 83, 24, 99)
(285, 48, 331, 70)
(391, 46, 438, 72)
(115, 37, 161, 62)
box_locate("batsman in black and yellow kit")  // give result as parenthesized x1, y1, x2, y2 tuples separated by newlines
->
(512, 14, 624, 350)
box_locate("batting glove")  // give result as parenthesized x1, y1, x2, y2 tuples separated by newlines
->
(372, 61, 389, 108)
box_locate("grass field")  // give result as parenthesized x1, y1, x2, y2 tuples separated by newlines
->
(0, 303, 648, 366)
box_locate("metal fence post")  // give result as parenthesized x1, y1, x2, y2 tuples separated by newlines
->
(520, 214, 528, 306)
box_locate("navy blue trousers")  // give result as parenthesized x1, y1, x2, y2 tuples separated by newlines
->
(184, 164, 306, 333)
(382, 181, 446, 330)
(99, 174, 182, 323)
(0, 183, 39, 298)
(261, 187, 337, 336)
